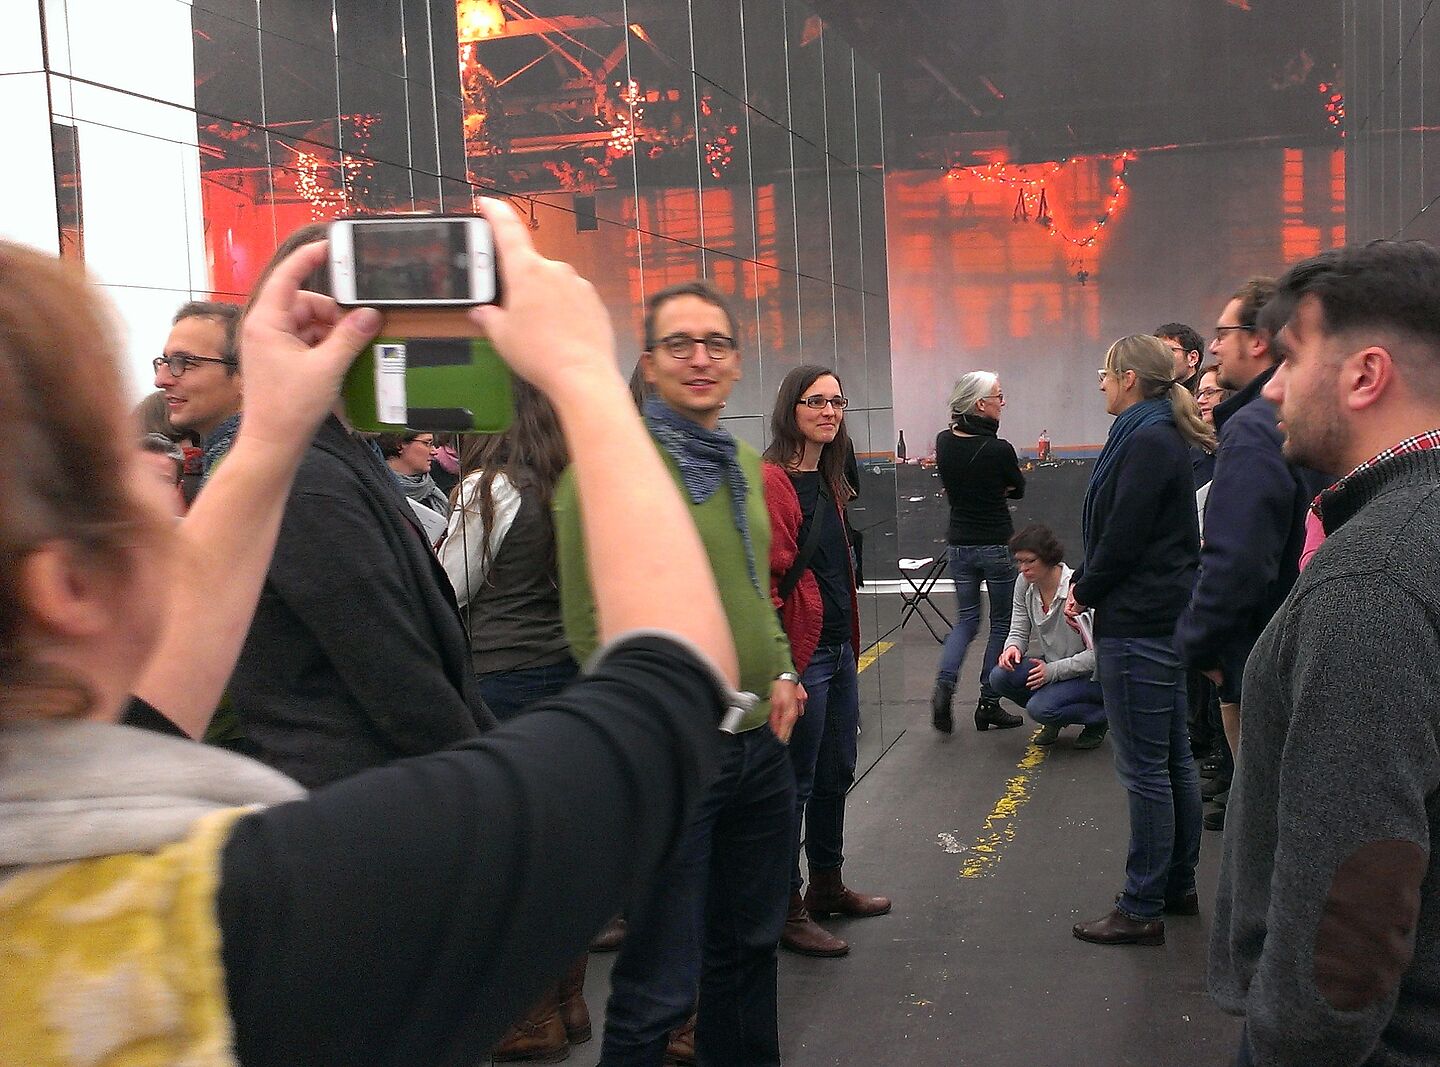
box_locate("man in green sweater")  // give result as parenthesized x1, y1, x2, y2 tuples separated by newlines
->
(1211, 240, 1440, 1066)
(554, 280, 802, 1066)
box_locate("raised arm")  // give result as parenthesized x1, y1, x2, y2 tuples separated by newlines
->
(130, 244, 381, 736)
(472, 199, 736, 684)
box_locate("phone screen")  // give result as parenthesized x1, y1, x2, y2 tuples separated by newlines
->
(351, 221, 471, 302)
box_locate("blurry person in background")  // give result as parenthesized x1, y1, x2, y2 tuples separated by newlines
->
(990, 524, 1106, 749)
(138, 432, 188, 517)
(931, 370, 1026, 734)
(763, 364, 891, 961)
(153, 301, 244, 478)
(430, 432, 461, 496)
(377, 429, 450, 545)
(135, 389, 205, 506)
(1155, 322, 1206, 394)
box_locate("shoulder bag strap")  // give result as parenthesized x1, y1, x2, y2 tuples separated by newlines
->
(778, 479, 830, 601)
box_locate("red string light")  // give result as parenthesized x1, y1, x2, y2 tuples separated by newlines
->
(947, 152, 1134, 248)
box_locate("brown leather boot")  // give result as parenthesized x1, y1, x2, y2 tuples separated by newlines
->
(589, 914, 627, 952)
(492, 985, 569, 1063)
(780, 891, 849, 956)
(664, 1013, 697, 1066)
(556, 954, 591, 1044)
(804, 866, 892, 919)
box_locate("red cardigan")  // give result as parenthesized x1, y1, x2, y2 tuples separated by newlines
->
(762, 463, 864, 674)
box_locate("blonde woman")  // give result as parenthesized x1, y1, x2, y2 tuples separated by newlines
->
(1066, 334, 1215, 947)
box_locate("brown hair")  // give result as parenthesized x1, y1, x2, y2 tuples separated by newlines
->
(642, 280, 739, 351)
(0, 241, 149, 720)
(375, 429, 429, 458)
(762, 364, 856, 504)
(452, 378, 569, 582)
(173, 300, 242, 372)
(1230, 277, 1278, 330)
(1103, 334, 1217, 452)
(1009, 523, 1065, 567)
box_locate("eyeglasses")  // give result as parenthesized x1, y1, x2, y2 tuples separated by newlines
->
(1196, 387, 1228, 401)
(1097, 368, 1111, 382)
(1213, 325, 1255, 341)
(153, 353, 237, 377)
(1013, 554, 1041, 567)
(979, 392, 1004, 404)
(798, 395, 849, 410)
(654, 333, 737, 360)
(409, 436, 436, 449)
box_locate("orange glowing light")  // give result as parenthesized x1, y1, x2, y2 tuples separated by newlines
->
(457, 0, 506, 42)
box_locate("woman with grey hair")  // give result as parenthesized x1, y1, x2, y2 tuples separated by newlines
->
(931, 370, 1027, 733)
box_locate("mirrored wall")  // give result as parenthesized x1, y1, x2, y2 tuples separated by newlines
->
(5, 0, 904, 770)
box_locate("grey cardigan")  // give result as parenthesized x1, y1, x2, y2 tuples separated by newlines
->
(1003, 564, 1095, 682)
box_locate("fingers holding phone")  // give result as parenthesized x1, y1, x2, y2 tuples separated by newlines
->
(469, 198, 619, 398)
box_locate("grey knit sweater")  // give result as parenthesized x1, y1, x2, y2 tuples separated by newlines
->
(1210, 448, 1440, 1066)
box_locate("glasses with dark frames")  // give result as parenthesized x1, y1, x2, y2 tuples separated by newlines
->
(653, 333, 737, 360)
(153, 353, 238, 377)
(798, 395, 849, 409)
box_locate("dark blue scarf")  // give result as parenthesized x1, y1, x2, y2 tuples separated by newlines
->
(201, 414, 241, 482)
(1082, 397, 1173, 551)
(643, 397, 760, 594)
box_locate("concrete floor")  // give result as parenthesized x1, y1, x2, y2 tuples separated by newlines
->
(534, 606, 1241, 1067)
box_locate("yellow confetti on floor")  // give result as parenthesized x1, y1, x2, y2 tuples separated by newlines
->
(958, 735, 1051, 878)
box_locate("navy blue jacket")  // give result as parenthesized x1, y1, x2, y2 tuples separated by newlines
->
(1175, 367, 1330, 674)
(1074, 421, 1200, 639)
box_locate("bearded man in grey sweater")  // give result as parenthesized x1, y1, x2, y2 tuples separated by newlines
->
(1211, 240, 1440, 1066)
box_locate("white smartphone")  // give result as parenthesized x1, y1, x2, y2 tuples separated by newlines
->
(328, 215, 497, 307)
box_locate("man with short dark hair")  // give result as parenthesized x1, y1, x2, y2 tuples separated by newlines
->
(1212, 240, 1440, 1066)
(154, 301, 244, 476)
(1155, 322, 1206, 392)
(1175, 278, 1327, 831)
(555, 279, 801, 1066)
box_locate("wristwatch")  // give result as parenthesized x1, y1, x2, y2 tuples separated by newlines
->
(775, 671, 800, 685)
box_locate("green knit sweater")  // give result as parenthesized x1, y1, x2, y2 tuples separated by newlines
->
(553, 434, 793, 734)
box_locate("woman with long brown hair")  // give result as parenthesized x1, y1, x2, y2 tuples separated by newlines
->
(762, 364, 890, 960)
(0, 199, 743, 1067)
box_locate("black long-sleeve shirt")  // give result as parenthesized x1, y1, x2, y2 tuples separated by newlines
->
(935, 431, 1025, 545)
(126, 635, 723, 1067)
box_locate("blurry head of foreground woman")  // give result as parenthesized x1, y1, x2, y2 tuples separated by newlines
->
(1100, 334, 1216, 452)
(0, 243, 173, 723)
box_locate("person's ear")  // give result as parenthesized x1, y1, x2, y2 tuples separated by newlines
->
(1345, 346, 1395, 412)
(18, 542, 116, 639)
(640, 349, 659, 385)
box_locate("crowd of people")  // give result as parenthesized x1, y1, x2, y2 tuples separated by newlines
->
(1, 202, 1438, 1067)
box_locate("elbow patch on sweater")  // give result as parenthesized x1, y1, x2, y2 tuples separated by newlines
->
(1314, 839, 1426, 1011)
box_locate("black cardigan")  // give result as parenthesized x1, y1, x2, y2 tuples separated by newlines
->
(1074, 422, 1199, 639)
(227, 415, 495, 787)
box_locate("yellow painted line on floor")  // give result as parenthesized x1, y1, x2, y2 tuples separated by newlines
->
(856, 640, 895, 674)
(956, 733, 1051, 878)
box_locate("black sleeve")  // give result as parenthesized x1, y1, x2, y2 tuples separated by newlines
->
(1074, 439, 1167, 608)
(119, 695, 189, 738)
(1000, 440, 1026, 500)
(217, 636, 724, 1067)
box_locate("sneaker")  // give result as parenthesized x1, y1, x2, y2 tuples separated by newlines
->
(1033, 723, 1062, 746)
(1074, 722, 1108, 750)
(1204, 807, 1226, 832)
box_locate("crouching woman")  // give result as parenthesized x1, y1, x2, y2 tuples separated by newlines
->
(988, 524, 1107, 749)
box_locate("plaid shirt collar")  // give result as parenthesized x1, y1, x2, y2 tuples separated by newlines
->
(1315, 428, 1440, 519)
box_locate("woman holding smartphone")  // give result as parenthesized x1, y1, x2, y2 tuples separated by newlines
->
(0, 200, 742, 1067)
(1066, 334, 1214, 947)
(763, 365, 891, 959)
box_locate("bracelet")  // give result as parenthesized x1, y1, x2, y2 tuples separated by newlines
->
(774, 671, 800, 685)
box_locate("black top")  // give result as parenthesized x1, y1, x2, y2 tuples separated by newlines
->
(791, 471, 852, 646)
(935, 431, 1025, 545)
(126, 635, 724, 1067)
(228, 415, 496, 789)
(1073, 422, 1199, 639)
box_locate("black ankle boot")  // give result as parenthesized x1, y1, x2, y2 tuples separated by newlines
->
(931, 681, 955, 733)
(974, 697, 1023, 730)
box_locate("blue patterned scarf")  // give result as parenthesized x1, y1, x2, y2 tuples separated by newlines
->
(201, 413, 241, 482)
(643, 397, 760, 593)
(1082, 397, 1173, 551)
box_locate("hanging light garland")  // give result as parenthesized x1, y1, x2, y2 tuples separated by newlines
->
(945, 151, 1135, 248)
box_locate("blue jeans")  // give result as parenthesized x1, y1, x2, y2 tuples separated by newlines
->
(788, 642, 859, 893)
(936, 544, 1016, 698)
(1096, 636, 1203, 920)
(987, 660, 1106, 727)
(600, 727, 794, 1066)
(475, 658, 580, 722)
